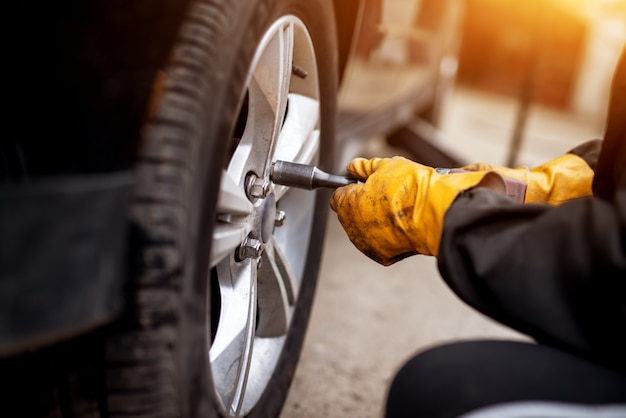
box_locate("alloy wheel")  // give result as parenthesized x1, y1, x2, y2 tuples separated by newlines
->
(208, 15, 321, 417)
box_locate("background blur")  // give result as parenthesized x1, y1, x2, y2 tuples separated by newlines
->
(281, 0, 626, 417)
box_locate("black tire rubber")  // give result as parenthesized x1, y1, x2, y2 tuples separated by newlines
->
(105, 0, 338, 417)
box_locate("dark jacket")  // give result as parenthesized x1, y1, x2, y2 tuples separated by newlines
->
(438, 47, 626, 372)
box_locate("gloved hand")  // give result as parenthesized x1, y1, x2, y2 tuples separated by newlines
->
(461, 153, 594, 205)
(329, 156, 506, 265)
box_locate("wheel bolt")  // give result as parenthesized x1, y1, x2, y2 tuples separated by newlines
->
(275, 211, 286, 227)
(292, 64, 309, 79)
(238, 237, 263, 260)
(247, 174, 271, 199)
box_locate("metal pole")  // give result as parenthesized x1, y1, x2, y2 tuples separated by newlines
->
(506, 0, 544, 167)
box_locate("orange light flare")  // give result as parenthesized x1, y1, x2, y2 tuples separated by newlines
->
(552, 0, 626, 25)
(478, 0, 626, 36)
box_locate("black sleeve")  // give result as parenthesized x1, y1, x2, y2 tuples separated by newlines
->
(594, 46, 626, 201)
(567, 139, 602, 171)
(437, 186, 626, 372)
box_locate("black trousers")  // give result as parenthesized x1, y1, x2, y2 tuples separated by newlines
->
(385, 341, 626, 418)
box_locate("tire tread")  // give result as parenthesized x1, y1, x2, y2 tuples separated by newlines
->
(103, 1, 232, 416)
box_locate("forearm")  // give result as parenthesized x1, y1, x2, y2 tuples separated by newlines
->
(461, 139, 602, 205)
(437, 187, 626, 371)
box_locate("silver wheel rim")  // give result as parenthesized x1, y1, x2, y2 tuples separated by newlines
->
(208, 16, 321, 417)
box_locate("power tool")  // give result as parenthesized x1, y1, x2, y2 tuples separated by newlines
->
(270, 160, 526, 203)
(270, 160, 359, 190)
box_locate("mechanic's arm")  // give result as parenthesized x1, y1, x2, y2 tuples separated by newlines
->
(438, 183, 626, 372)
(460, 140, 598, 204)
(329, 156, 508, 263)
(330, 144, 626, 370)
(330, 144, 596, 265)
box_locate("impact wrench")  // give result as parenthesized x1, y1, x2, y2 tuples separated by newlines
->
(270, 160, 527, 203)
(270, 160, 359, 190)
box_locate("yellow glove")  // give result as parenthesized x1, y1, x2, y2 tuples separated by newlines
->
(329, 156, 506, 265)
(461, 153, 594, 205)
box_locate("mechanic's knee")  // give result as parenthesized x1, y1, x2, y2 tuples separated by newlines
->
(385, 340, 519, 418)
(385, 342, 466, 418)
(385, 340, 626, 418)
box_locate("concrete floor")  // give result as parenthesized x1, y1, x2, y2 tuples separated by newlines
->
(279, 87, 605, 418)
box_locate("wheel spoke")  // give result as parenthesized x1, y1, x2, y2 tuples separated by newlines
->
(272, 94, 320, 200)
(217, 170, 254, 215)
(268, 22, 294, 168)
(210, 260, 257, 415)
(273, 94, 320, 165)
(252, 21, 293, 123)
(269, 238, 298, 305)
(210, 223, 249, 268)
(210, 171, 254, 268)
(240, 21, 294, 175)
(255, 239, 296, 338)
(275, 21, 295, 139)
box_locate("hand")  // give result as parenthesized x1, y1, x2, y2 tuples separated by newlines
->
(461, 154, 594, 205)
(330, 156, 505, 265)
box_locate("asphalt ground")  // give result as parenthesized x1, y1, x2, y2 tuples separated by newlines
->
(279, 86, 605, 418)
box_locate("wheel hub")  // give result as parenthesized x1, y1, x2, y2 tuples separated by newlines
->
(238, 173, 280, 259)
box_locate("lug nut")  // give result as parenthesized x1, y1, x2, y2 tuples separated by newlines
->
(238, 237, 263, 260)
(247, 174, 271, 199)
(275, 211, 286, 227)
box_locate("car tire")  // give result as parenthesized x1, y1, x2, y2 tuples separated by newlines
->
(106, 0, 338, 417)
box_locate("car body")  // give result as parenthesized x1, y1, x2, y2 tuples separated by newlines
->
(337, 0, 462, 166)
(1, 0, 461, 416)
